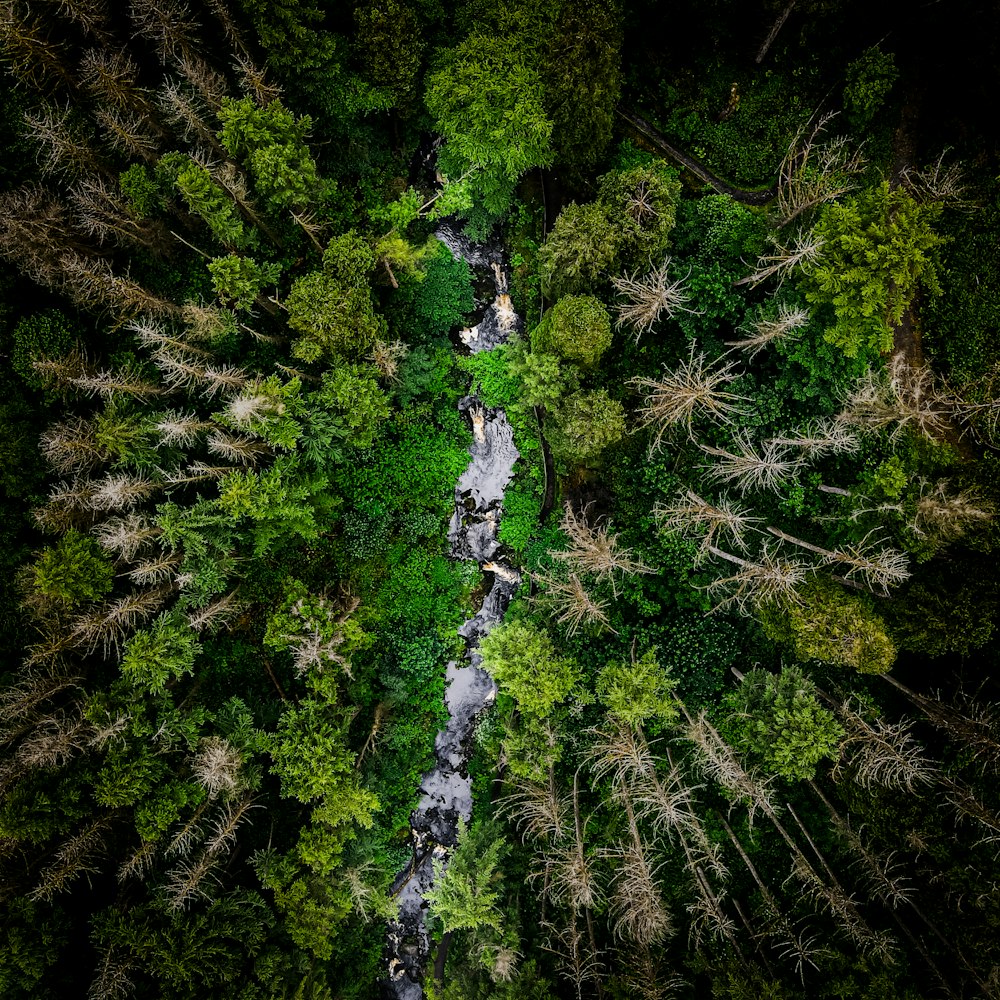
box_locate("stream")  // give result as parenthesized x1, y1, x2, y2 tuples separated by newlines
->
(383, 226, 523, 999)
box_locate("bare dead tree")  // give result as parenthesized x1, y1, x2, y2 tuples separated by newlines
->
(30, 815, 112, 901)
(199, 364, 249, 397)
(157, 80, 224, 153)
(180, 302, 234, 341)
(840, 356, 954, 443)
(497, 775, 569, 845)
(129, 0, 202, 65)
(164, 850, 220, 911)
(701, 432, 806, 494)
(717, 812, 823, 980)
(908, 479, 994, 547)
(25, 103, 107, 178)
(765, 526, 910, 593)
(767, 419, 860, 458)
(93, 513, 160, 561)
(551, 502, 653, 596)
(541, 916, 604, 1000)
(126, 551, 180, 586)
(735, 228, 825, 288)
(901, 150, 971, 207)
(832, 698, 937, 793)
(233, 52, 282, 106)
(630, 345, 747, 447)
(612, 259, 699, 339)
(532, 570, 615, 635)
(185, 591, 241, 633)
(88, 947, 135, 1000)
(174, 51, 228, 112)
(191, 736, 242, 799)
(87, 472, 160, 511)
(151, 409, 214, 447)
(80, 48, 154, 114)
(654, 488, 761, 556)
(40, 417, 107, 475)
(71, 588, 167, 655)
(775, 113, 866, 226)
(367, 339, 409, 383)
(58, 252, 180, 317)
(203, 793, 257, 855)
(726, 304, 809, 358)
(808, 781, 913, 909)
(883, 676, 1000, 777)
(702, 543, 809, 616)
(34, 477, 100, 534)
(0, 1, 76, 92)
(13, 708, 91, 770)
(71, 176, 169, 248)
(39, 0, 112, 40)
(682, 707, 778, 827)
(206, 430, 271, 464)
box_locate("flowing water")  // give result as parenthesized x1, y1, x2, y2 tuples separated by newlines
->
(383, 227, 522, 999)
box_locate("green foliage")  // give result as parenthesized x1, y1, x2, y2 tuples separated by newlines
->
(425, 33, 553, 220)
(803, 182, 944, 356)
(354, 1, 425, 105)
(286, 239, 386, 362)
(208, 254, 281, 311)
(760, 578, 897, 674)
(509, 345, 577, 410)
(161, 153, 250, 249)
(722, 665, 844, 781)
(389, 239, 474, 345)
(121, 610, 201, 693)
(478, 621, 580, 717)
(119, 163, 161, 218)
(313, 364, 390, 448)
(546, 388, 625, 466)
(268, 700, 357, 803)
(0, 898, 67, 998)
(530, 294, 612, 369)
(218, 97, 320, 210)
(10, 310, 77, 389)
(538, 0, 622, 173)
(30, 529, 114, 611)
(843, 47, 899, 130)
(539, 164, 681, 295)
(425, 820, 508, 934)
(596, 648, 677, 727)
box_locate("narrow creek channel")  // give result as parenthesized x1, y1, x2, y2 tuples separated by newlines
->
(384, 226, 523, 999)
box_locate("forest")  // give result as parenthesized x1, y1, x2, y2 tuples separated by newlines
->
(0, 0, 999, 998)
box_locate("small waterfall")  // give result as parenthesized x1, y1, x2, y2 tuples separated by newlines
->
(384, 228, 523, 999)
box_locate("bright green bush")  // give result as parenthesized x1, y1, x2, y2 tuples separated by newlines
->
(478, 621, 580, 718)
(722, 665, 844, 781)
(531, 295, 612, 369)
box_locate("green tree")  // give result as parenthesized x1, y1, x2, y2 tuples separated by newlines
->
(286, 232, 385, 362)
(478, 621, 580, 718)
(121, 610, 201, 693)
(161, 153, 250, 250)
(424, 33, 552, 220)
(547, 389, 626, 466)
(530, 295, 612, 368)
(354, 1, 424, 106)
(425, 820, 508, 934)
(843, 47, 899, 130)
(208, 254, 281, 311)
(760, 577, 897, 674)
(217, 97, 320, 211)
(540, 165, 681, 296)
(29, 529, 114, 612)
(509, 346, 577, 411)
(803, 182, 944, 356)
(597, 648, 677, 728)
(539, 0, 622, 173)
(722, 665, 844, 781)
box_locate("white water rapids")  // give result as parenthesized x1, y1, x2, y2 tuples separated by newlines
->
(384, 226, 523, 999)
